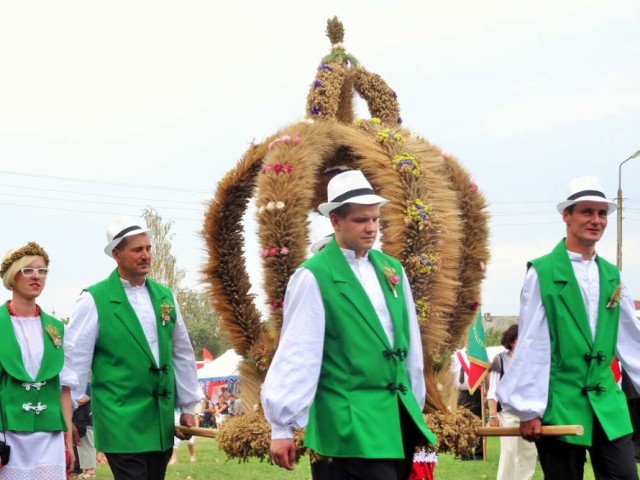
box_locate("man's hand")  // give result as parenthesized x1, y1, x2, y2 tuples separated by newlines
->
(176, 413, 196, 440)
(270, 438, 296, 470)
(520, 417, 542, 442)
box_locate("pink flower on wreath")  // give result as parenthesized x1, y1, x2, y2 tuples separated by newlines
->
(283, 164, 294, 174)
(261, 248, 270, 258)
(274, 164, 283, 173)
(261, 164, 274, 174)
(269, 247, 279, 256)
(280, 247, 290, 255)
(470, 183, 478, 193)
(270, 299, 283, 310)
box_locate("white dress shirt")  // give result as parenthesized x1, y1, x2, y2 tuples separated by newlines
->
(67, 277, 202, 414)
(497, 250, 640, 421)
(261, 248, 426, 439)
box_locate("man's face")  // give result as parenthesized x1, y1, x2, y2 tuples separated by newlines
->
(12, 256, 47, 300)
(330, 204, 380, 258)
(113, 233, 152, 282)
(563, 201, 609, 247)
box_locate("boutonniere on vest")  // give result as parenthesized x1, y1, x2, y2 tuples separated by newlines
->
(607, 285, 622, 309)
(160, 302, 173, 326)
(45, 325, 62, 348)
(384, 266, 400, 298)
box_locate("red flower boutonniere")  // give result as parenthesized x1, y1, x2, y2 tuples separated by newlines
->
(607, 285, 622, 309)
(384, 266, 400, 298)
(160, 302, 174, 326)
(45, 325, 62, 348)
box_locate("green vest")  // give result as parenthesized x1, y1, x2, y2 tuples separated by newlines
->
(85, 270, 177, 453)
(531, 239, 631, 446)
(301, 238, 436, 458)
(0, 303, 66, 432)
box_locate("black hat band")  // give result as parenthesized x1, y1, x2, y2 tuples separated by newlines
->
(330, 188, 377, 203)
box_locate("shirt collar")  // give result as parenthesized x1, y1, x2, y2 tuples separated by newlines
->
(340, 248, 370, 263)
(567, 249, 596, 262)
(120, 277, 147, 289)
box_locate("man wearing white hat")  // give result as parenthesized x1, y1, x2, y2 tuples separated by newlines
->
(67, 217, 202, 480)
(262, 170, 435, 480)
(497, 176, 640, 480)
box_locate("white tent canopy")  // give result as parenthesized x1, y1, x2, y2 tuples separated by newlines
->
(197, 349, 241, 382)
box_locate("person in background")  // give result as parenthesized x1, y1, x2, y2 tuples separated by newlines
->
(73, 385, 96, 479)
(213, 396, 229, 427)
(498, 176, 640, 480)
(622, 367, 640, 462)
(450, 339, 483, 460)
(67, 216, 202, 480)
(0, 242, 76, 479)
(228, 394, 243, 416)
(486, 324, 536, 480)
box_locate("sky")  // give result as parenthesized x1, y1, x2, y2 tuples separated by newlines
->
(1, 0, 639, 319)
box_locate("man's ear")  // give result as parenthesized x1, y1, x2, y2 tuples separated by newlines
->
(329, 213, 340, 231)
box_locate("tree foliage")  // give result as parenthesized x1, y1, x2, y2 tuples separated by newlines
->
(142, 207, 228, 359)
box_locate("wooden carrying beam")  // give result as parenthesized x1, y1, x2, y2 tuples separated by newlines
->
(175, 426, 218, 439)
(477, 425, 584, 437)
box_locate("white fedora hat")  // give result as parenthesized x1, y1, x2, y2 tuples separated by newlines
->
(318, 170, 388, 217)
(556, 176, 617, 215)
(104, 216, 150, 257)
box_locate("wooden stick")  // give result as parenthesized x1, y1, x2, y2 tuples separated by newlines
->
(480, 383, 487, 462)
(477, 425, 584, 437)
(175, 426, 218, 439)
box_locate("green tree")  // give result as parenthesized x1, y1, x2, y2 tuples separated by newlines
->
(142, 207, 227, 359)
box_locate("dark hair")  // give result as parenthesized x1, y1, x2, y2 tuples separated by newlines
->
(330, 203, 353, 219)
(501, 324, 518, 350)
(564, 204, 575, 214)
(114, 236, 129, 251)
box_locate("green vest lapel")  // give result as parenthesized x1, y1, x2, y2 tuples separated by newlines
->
(106, 269, 157, 366)
(0, 304, 64, 382)
(146, 279, 175, 368)
(369, 250, 405, 350)
(592, 256, 621, 349)
(0, 302, 33, 381)
(34, 310, 65, 381)
(324, 239, 391, 348)
(551, 240, 593, 347)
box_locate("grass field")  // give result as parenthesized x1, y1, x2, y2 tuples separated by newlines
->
(92, 436, 638, 479)
(92, 438, 544, 480)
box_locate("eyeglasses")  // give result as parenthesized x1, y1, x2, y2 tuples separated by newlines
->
(20, 268, 49, 277)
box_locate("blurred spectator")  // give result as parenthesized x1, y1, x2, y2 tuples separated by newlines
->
(73, 386, 96, 478)
(487, 325, 536, 480)
(213, 397, 229, 427)
(228, 394, 243, 416)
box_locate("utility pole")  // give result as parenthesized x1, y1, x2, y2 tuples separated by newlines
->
(617, 149, 640, 270)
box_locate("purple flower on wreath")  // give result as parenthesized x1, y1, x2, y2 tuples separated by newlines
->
(397, 117, 403, 125)
(311, 106, 321, 115)
(318, 64, 333, 71)
(391, 90, 397, 99)
(314, 80, 323, 88)
(420, 254, 433, 267)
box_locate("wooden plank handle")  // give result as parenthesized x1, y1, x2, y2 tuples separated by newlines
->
(477, 425, 584, 437)
(175, 426, 218, 439)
